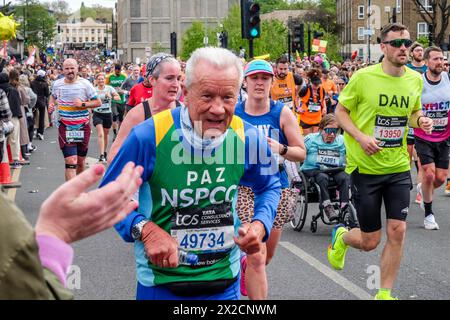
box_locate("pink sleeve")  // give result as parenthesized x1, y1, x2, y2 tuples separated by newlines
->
(36, 235, 74, 287)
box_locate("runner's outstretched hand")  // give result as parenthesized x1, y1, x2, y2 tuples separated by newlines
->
(35, 162, 143, 244)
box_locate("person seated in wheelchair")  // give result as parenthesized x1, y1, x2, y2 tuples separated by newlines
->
(300, 114, 349, 222)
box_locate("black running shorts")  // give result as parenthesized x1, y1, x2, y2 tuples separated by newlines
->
(350, 170, 412, 233)
(414, 136, 450, 169)
(93, 112, 113, 129)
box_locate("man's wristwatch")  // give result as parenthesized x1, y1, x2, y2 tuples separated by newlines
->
(280, 144, 288, 156)
(131, 219, 149, 241)
(81, 102, 86, 107)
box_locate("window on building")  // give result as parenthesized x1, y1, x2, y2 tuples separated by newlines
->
(396, 0, 401, 13)
(66, 29, 69, 34)
(419, 0, 433, 12)
(73, 37, 76, 42)
(85, 37, 89, 42)
(417, 22, 429, 38)
(98, 29, 101, 34)
(358, 6, 364, 19)
(92, 29, 95, 34)
(358, 27, 365, 40)
(79, 37, 82, 42)
(131, 23, 141, 42)
(66, 37, 69, 42)
(358, 48, 364, 58)
(92, 37, 95, 42)
(130, 0, 141, 18)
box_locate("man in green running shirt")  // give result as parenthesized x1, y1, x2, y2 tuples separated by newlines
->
(106, 64, 127, 137)
(330, 23, 434, 300)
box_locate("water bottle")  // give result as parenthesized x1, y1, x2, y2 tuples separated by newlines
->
(178, 249, 198, 266)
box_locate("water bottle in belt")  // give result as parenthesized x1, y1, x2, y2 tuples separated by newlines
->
(178, 250, 198, 266)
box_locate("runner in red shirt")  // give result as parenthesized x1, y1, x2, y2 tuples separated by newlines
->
(126, 78, 153, 112)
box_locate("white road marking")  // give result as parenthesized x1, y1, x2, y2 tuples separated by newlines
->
(279, 241, 372, 300)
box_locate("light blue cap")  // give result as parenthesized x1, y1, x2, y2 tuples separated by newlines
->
(244, 59, 274, 77)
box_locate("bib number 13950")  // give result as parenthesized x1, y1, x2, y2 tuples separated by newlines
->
(374, 115, 407, 148)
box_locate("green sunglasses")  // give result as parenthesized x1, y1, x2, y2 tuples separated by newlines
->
(382, 39, 413, 48)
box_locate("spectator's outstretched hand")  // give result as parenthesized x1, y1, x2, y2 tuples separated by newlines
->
(35, 162, 143, 244)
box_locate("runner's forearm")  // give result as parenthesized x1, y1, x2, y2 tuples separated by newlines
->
(335, 103, 365, 142)
(408, 110, 424, 128)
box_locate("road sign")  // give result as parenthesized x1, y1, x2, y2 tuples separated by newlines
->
(364, 29, 375, 36)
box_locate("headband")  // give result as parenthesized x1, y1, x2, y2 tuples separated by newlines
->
(145, 54, 172, 78)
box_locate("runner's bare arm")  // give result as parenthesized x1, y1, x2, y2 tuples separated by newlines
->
(48, 95, 56, 113)
(73, 98, 102, 109)
(278, 106, 306, 162)
(107, 104, 145, 163)
(409, 110, 433, 134)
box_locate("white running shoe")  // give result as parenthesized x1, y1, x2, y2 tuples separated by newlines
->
(416, 183, 424, 210)
(424, 214, 439, 230)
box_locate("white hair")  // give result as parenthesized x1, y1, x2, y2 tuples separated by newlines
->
(185, 47, 243, 89)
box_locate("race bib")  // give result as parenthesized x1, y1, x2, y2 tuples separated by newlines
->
(279, 97, 293, 110)
(66, 129, 84, 143)
(171, 204, 234, 267)
(374, 115, 407, 148)
(317, 149, 340, 166)
(308, 102, 321, 113)
(426, 110, 449, 132)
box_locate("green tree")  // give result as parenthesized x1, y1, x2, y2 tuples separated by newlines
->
(0, 1, 15, 15)
(417, 36, 430, 48)
(259, 0, 289, 13)
(43, 0, 71, 22)
(180, 21, 207, 60)
(152, 41, 166, 54)
(14, 0, 57, 50)
(181, 5, 289, 60)
(92, 5, 113, 23)
(80, 2, 97, 21)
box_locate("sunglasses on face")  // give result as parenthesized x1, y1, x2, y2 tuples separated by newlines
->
(382, 39, 413, 48)
(324, 128, 339, 134)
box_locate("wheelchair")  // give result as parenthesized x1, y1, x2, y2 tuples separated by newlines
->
(290, 166, 359, 233)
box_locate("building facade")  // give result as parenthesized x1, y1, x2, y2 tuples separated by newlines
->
(56, 17, 112, 50)
(116, 0, 238, 63)
(337, 0, 442, 62)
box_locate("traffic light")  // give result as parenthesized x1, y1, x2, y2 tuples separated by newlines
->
(292, 23, 304, 53)
(58, 25, 61, 33)
(428, 24, 434, 46)
(170, 32, 177, 57)
(241, 0, 261, 39)
(313, 31, 324, 39)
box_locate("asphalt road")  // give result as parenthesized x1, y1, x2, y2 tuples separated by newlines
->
(13, 125, 450, 300)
